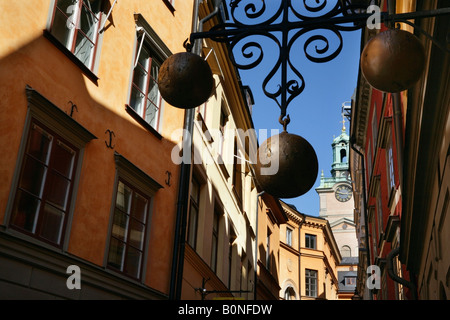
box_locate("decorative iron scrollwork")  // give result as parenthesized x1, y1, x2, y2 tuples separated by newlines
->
(188, 0, 369, 130)
(184, 0, 450, 130)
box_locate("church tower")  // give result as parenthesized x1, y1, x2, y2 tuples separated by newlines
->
(316, 116, 358, 259)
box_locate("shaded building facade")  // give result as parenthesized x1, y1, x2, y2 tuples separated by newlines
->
(350, 0, 450, 300)
(0, 0, 192, 299)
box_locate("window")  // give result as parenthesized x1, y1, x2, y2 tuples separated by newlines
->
(376, 186, 383, 239)
(228, 224, 237, 289)
(48, 0, 103, 71)
(372, 103, 378, 150)
(107, 152, 163, 280)
(345, 276, 357, 286)
(211, 204, 222, 273)
(129, 39, 162, 131)
(305, 234, 316, 249)
(9, 121, 78, 246)
(187, 177, 200, 249)
(284, 286, 296, 300)
(218, 105, 228, 157)
(266, 228, 271, 270)
(341, 245, 351, 257)
(340, 148, 347, 163)
(305, 269, 318, 297)
(107, 180, 150, 279)
(386, 129, 395, 192)
(233, 139, 243, 208)
(127, 14, 172, 133)
(371, 213, 377, 256)
(7, 86, 96, 248)
(286, 227, 293, 246)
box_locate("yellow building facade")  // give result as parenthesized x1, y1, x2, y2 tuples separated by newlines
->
(279, 201, 341, 300)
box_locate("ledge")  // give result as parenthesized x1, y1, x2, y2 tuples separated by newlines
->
(125, 105, 163, 140)
(162, 0, 176, 15)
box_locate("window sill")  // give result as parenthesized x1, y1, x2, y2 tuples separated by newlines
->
(43, 30, 99, 85)
(125, 105, 162, 140)
(162, 0, 175, 14)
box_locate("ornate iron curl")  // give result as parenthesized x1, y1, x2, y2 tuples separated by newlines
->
(185, 0, 450, 130)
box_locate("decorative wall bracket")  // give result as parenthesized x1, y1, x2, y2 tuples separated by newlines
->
(184, 0, 450, 130)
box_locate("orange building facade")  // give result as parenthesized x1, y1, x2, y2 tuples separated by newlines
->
(0, 0, 193, 299)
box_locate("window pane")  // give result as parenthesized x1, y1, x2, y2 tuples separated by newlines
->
(111, 209, 128, 241)
(45, 170, 71, 210)
(287, 228, 292, 246)
(74, 32, 95, 68)
(108, 237, 125, 271)
(56, 0, 77, 14)
(52, 140, 75, 178)
(125, 246, 142, 279)
(27, 124, 52, 164)
(130, 86, 145, 116)
(136, 46, 150, 74)
(51, 2, 76, 47)
(191, 179, 199, 203)
(187, 204, 198, 248)
(148, 61, 160, 106)
(10, 190, 41, 233)
(115, 181, 132, 213)
(131, 192, 147, 223)
(79, 1, 100, 40)
(211, 235, 217, 272)
(133, 63, 149, 92)
(145, 99, 158, 128)
(39, 203, 65, 244)
(82, 0, 102, 13)
(147, 78, 159, 107)
(19, 156, 47, 197)
(129, 219, 145, 250)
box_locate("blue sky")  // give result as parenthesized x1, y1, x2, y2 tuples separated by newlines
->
(227, 2, 363, 216)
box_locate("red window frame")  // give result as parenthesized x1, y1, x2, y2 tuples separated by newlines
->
(9, 119, 79, 247)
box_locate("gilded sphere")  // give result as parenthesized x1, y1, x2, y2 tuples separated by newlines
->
(158, 52, 214, 109)
(254, 131, 318, 199)
(360, 29, 426, 93)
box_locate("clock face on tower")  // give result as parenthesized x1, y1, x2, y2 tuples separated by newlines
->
(335, 184, 352, 202)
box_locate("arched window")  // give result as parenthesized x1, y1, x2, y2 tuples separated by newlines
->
(284, 286, 296, 300)
(341, 245, 351, 257)
(340, 148, 347, 163)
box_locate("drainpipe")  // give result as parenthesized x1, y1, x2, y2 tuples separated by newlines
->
(169, 0, 221, 300)
(387, 247, 418, 300)
(350, 141, 373, 300)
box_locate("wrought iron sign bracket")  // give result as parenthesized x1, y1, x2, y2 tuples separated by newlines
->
(195, 277, 253, 300)
(183, 1, 450, 131)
